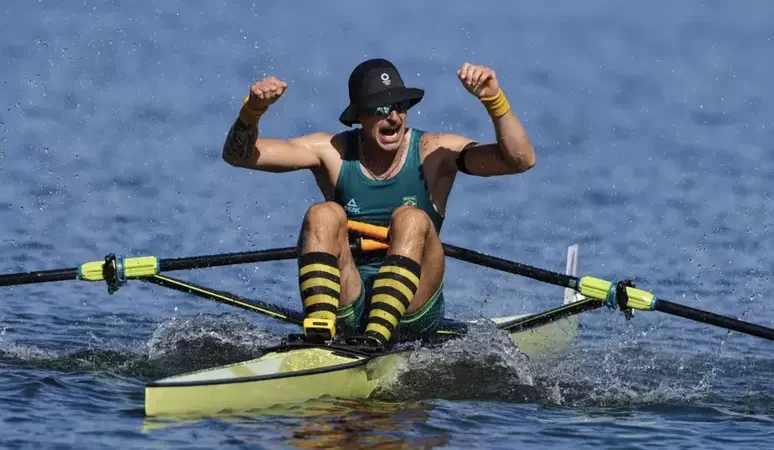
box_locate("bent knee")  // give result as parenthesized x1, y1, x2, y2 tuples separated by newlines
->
(303, 202, 347, 228)
(390, 205, 432, 232)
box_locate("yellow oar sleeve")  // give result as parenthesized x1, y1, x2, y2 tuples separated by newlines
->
(578, 276, 656, 311)
(78, 256, 159, 282)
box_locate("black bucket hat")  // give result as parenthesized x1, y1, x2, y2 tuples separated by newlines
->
(338, 58, 424, 127)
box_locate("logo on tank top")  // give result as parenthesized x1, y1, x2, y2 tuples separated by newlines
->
(345, 198, 360, 213)
(402, 196, 417, 207)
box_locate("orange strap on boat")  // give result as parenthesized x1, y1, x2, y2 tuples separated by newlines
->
(347, 220, 389, 241)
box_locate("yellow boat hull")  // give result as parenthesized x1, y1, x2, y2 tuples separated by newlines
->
(145, 245, 585, 417)
(145, 347, 398, 417)
(145, 310, 580, 417)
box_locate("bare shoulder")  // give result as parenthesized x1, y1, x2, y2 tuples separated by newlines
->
(303, 131, 355, 178)
(282, 131, 350, 165)
(287, 131, 339, 153)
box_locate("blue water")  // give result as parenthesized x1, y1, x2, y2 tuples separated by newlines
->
(2, 0, 774, 448)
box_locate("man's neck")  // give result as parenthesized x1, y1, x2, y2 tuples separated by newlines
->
(359, 129, 410, 175)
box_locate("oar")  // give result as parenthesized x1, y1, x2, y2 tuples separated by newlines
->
(442, 243, 774, 341)
(0, 239, 389, 290)
(5, 216, 771, 342)
(348, 220, 774, 340)
(0, 247, 298, 288)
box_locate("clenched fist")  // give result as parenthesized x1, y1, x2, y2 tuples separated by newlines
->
(457, 63, 500, 99)
(246, 76, 288, 111)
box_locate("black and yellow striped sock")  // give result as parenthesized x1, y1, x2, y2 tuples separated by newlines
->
(298, 252, 341, 322)
(365, 254, 421, 346)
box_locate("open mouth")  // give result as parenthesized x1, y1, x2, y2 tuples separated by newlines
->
(379, 124, 400, 138)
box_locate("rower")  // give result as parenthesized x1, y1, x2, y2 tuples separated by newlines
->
(221, 58, 536, 349)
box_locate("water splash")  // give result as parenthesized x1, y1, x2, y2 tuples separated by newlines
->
(528, 341, 717, 408)
(145, 313, 281, 373)
(0, 313, 282, 382)
(375, 320, 537, 402)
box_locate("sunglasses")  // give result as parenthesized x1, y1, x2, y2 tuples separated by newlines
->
(363, 100, 413, 117)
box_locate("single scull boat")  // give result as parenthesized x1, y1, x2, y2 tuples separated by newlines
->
(2, 221, 773, 417)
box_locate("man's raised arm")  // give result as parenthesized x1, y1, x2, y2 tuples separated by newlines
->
(222, 76, 329, 173)
(442, 63, 536, 177)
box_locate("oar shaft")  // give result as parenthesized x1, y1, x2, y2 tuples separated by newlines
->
(442, 243, 578, 289)
(158, 247, 298, 272)
(0, 248, 301, 288)
(0, 268, 78, 287)
(655, 299, 774, 341)
(0, 238, 392, 289)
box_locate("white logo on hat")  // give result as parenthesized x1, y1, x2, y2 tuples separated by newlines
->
(380, 73, 391, 86)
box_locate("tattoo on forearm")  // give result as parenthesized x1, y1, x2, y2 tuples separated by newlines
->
(223, 119, 257, 160)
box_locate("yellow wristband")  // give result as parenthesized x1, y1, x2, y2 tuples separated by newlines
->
(480, 89, 511, 118)
(238, 95, 268, 125)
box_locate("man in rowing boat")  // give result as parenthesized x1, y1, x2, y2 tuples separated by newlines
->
(221, 58, 535, 350)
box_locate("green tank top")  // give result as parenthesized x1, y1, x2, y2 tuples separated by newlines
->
(335, 128, 444, 235)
